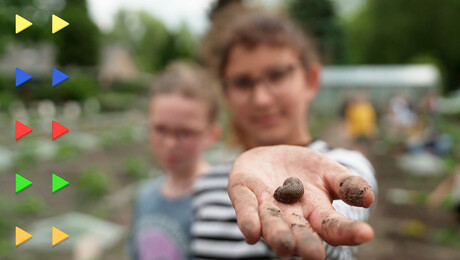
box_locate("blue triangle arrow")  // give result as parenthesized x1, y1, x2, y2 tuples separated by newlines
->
(16, 68, 33, 87)
(52, 68, 69, 87)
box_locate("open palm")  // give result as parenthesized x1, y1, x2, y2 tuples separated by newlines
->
(228, 145, 375, 260)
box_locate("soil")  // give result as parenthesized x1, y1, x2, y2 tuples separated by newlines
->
(356, 152, 460, 260)
(5, 124, 460, 259)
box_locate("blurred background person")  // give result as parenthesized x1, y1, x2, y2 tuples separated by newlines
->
(387, 93, 417, 137)
(344, 92, 378, 154)
(129, 62, 220, 260)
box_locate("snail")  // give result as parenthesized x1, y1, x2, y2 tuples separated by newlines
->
(274, 177, 304, 204)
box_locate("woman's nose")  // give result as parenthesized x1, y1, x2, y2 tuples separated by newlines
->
(252, 82, 274, 106)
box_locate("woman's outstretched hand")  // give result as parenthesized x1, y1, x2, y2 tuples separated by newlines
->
(228, 145, 375, 260)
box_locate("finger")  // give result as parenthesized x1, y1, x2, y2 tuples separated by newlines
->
(320, 160, 375, 208)
(285, 213, 326, 260)
(298, 148, 375, 208)
(259, 202, 295, 257)
(338, 175, 374, 208)
(228, 184, 261, 244)
(307, 201, 374, 246)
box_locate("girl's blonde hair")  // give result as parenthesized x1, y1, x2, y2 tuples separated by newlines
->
(150, 61, 219, 123)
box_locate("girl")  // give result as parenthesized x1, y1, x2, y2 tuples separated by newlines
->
(130, 62, 220, 260)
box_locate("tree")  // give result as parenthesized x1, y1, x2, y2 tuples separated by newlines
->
(346, 0, 460, 93)
(0, 0, 52, 55)
(169, 23, 198, 61)
(55, 0, 100, 66)
(108, 10, 198, 73)
(0, 0, 99, 66)
(287, 0, 345, 64)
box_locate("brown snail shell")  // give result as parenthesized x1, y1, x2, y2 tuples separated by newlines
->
(274, 177, 304, 204)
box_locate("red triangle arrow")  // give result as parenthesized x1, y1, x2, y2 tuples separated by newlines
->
(16, 121, 33, 140)
(52, 121, 69, 140)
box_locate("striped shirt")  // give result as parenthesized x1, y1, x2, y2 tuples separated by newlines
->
(191, 140, 378, 260)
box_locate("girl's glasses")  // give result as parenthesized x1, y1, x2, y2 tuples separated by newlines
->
(150, 125, 206, 143)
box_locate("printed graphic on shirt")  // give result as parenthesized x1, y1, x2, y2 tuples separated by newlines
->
(134, 214, 188, 260)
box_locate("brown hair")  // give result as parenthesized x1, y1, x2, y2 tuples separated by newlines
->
(203, 11, 320, 79)
(150, 61, 219, 123)
(202, 11, 320, 147)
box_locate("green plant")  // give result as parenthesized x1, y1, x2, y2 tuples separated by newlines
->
(0, 238, 13, 258)
(442, 156, 458, 173)
(34, 73, 99, 102)
(55, 0, 100, 67)
(122, 156, 149, 180)
(432, 227, 460, 247)
(77, 167, 110, 199)
(55, 141, 79, 161)
(0, 196, 15, 258)
(100, 126, 139, 149)
(440, 194, 455, 210)
(100, 131, 119, 149)
(118, 126, 137, 144)
(97, 92, 138, 111)
(15, 141, 38, 170)
(110, 80, 148, 94)
(15, 195, 47, 216)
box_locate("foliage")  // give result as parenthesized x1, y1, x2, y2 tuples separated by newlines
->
(0, 0, 99, 65)
(97, 92, 139, 112)
(108, 10, 198, 73)
(54, 0, 100, 66)
(122, 156, 150, 180)
(15, 195, 47, 216)
(55, 140, 79, 160)
(2, 72, 98, 104)
(15, 140, 39, 170)
(77, 167, 110, 199)
(345, 0, 460, 93)
(38, 72, 98, 102)
(110, 79, 148, 94)
(432, 227, 460, 247)
(0, 198, 14, 258)
(0, 0, 58, 54)
(287, 0, 345, 64)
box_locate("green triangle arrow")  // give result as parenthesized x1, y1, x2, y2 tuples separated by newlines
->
(52, 174, 69, 193)
(16, 174, 33, 193)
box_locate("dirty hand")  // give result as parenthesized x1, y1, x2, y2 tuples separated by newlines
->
(228, 145, 375, 260)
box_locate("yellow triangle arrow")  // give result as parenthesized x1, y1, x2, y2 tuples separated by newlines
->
(52, 14, 69, 34)
(16, 227, 33, 246)
(52, 227, 69, 246)
(16, 15, 33, 34)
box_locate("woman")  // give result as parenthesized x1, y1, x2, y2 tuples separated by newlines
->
(190, 12, 377, 260)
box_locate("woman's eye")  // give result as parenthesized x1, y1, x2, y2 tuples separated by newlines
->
(234, 77, 254, 90)
(267, 69, 286, 83)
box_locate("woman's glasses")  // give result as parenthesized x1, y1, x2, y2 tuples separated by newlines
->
(223, 63, 301, 102)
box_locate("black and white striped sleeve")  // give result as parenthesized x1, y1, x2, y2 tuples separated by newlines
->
(191, 163, 271, 259)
